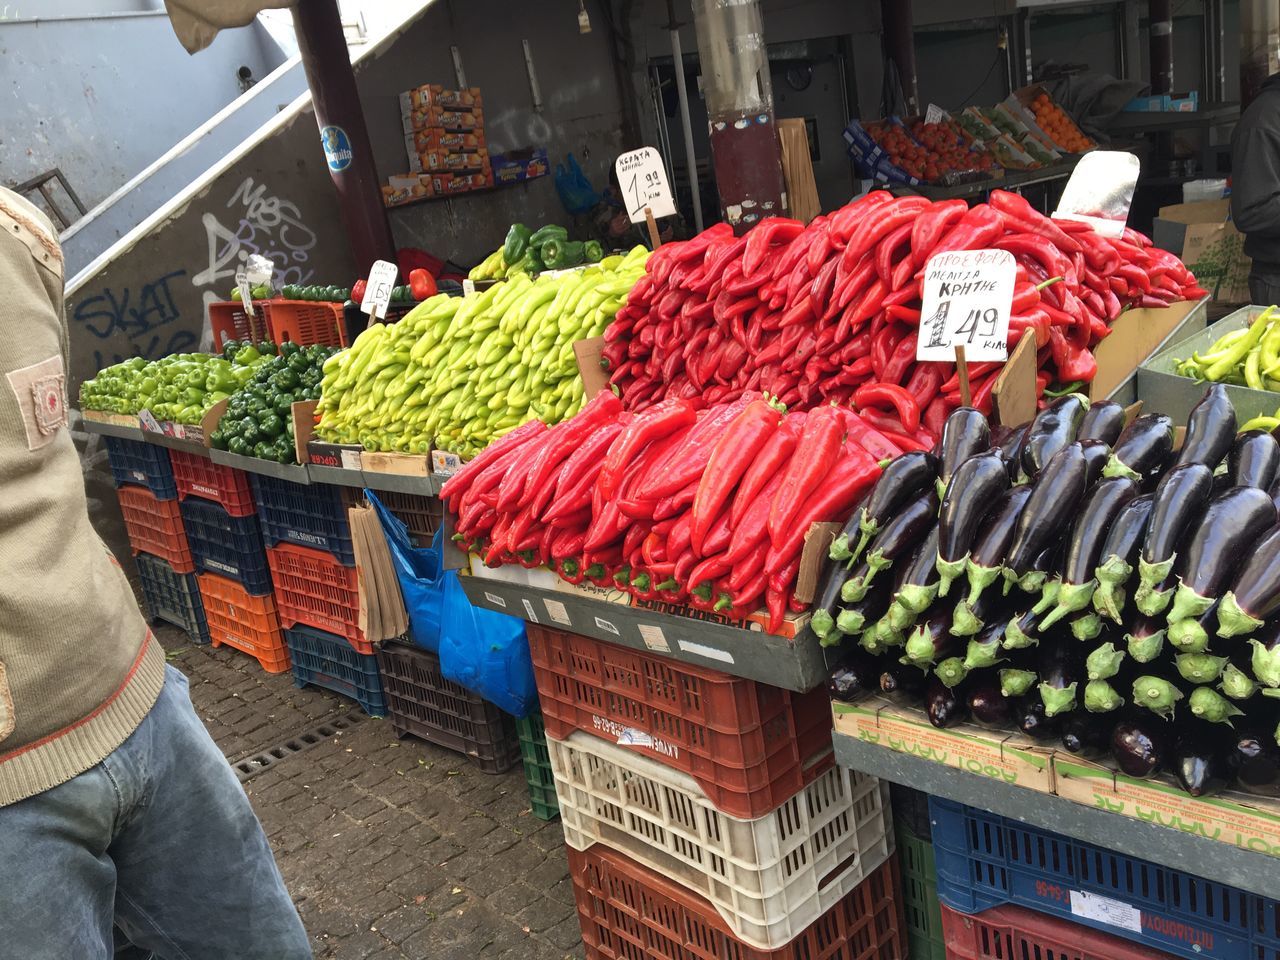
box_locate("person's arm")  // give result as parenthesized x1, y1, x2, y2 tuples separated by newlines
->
(1231, 122, 1280, 239)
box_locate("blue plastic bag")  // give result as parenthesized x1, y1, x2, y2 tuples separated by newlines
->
(438, 570, 536, 719)
(365, 489, 444, 652)
(555, 152, 600, 215)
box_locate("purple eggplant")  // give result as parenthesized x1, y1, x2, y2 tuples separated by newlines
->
(1102, 413, 1174, 484)
(1218, 525, 1280, 637)
(1174, 721, 1231, 797)
(1135, 463, 1214, 616)
(1230, 704, 1280, 794)
(1125, 613, 1167, 663)
(1004, 443, 1088, 592)
(880, 661, 927, 701)
(952, 577, 1010, 637)
(964, 485, 1032, 607)
(1174, 383, 1237, 469)
(1015, 695, 1059, 739)
(925, 674, 968, 728)
(1078, 400, 1127, 446)
(842, 488, 938, 599)
(1038, 637, 1083, 717)
(999, 423, 1032, 481)
(1078, 438, 1112, 491)
(968, 680, 1014, 728)
(886, 523, 942, 630)
(1061, 712, 1114, 755)
(1002, 607, 1042, 650)
(1038, 477, 1140, 630)
(936, 451, 1008, 597)
(1021, 393, 1088, 480)
(832, 450, 938, 565)
(902, 599, 958, 668)
(959, 608, 1014, 678)
(834, 577, 893, 638)
(1093, 493, 1155, 622)
(1250, 618, 1280, 689)
(1132, 674, 1187, 719)
(1111, 715, 1171, 778)
(827, 649, 883, 703)
(1229, 430, 1280, 490)
(1167, 486, 1277, 623)
(935, 407, 991, 498)
(1269, 471, 1280, 517)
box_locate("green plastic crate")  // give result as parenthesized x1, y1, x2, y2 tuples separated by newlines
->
(516, 711, 559, 821)
(898, 818, 945, 960)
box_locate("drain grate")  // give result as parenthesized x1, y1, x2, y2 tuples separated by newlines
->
(233, 710, 366, 782)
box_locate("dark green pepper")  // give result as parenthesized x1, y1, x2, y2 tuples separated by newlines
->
(584, 240, 604, 263)
(529, 224, 568, 248)
(540, 239, 585, 270)
(503, 223, 531, 263)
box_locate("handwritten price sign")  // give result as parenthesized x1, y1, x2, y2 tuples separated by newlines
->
(615, 147, 675, 223)
(360, 260, 399, 319)
(916, 249, 1016, 362)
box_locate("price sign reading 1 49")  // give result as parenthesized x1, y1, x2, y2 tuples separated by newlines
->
(916, 248, 1017, 362)
(615, 147, 676, 223)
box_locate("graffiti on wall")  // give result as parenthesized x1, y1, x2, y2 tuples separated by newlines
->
(71, 269, 198, 371)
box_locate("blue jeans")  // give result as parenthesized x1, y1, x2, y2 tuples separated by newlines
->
(0, 666, 312, 959)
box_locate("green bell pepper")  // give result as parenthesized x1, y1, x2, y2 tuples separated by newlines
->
(503, 223, 532, 263)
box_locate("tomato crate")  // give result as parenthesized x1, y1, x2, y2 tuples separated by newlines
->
(375, 641, 520, 774)
(251, 474, 355, 565)
(897, 819, 944, 960)
(373, 489, 442, 547)
(180, 498, 273, 595)
(208, 300, 267, 349)
(515, 711, 559, 821)
(197, 571, 289, 672)
(527, 625, 833, 819)
(929, 796, 1280, 960)
(135, 552, 209, 645)
(265, 542, 366, 652)
(168, 449, 255, 516)
(103, 436, 176, 500)
(549, 729, 893, 951)
(116, 485, 193, 572)
(265, 299, 348, 348)
(568, 844, 905, 960)
(285, 625, 386, 717)
(941, 903, 1182, 960)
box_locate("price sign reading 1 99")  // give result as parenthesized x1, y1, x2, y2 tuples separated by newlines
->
(614, 147, 676, 223)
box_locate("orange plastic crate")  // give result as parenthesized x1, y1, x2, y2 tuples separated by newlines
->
(208, 300, 267, 349)
(197, 571, 289, 672)
(168, 450, 255, 517)
(266, 542, 367, 652)
(116, 485, 193, 572)
(527, 625, 833, 818)
(568, 844, 905, 960)
(265, 300, 347, 347)
(941, 903, 1180, 960)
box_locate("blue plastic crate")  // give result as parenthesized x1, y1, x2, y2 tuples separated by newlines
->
(930, 796, 1280, 960)
(251, 474, 355, 566)
(104, 436, 177, 500)
(284, 625, 386, 717)
(179, 498, 273, 595)
(135, 551, 209, 644)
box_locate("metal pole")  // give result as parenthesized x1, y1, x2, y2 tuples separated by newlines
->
(670, 27, 705, 232)
(292, 0, 396, 275)
(1241, 0, 1280, 109)
(880, 0, 919, 115)
(1149, 0, 1173, 94)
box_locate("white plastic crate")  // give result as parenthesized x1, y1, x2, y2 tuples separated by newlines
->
(547, 729, 894, 950)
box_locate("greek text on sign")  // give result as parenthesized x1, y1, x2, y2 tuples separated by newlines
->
(917, 249, 1016, 362)
(615, 147, 676, 223)
(235, 268, 255, 319)
(360, 260, 399, 319)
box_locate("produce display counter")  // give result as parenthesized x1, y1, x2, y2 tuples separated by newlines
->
(361, 470, 443, 497)
(1106, 102, 1240, 136)
(209, 448, 310, 483)
(904, 157, 1081, 202)
(81, 413, 145, 442)
(305, 463, 368, 489)
(831, 698, 1280, 893)
(458, 569, 830, 693)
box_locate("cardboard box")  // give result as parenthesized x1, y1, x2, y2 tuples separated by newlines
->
(431, 449, 468, 477)
(1124, 91, 1199, 113)
(491, 148, 550, 185)
(430, 172, 493, 195)
(360, 450, 432, 478)
(401, 107, 484, 135)
(83, 410, 144, 428)
(399, 85, 483, 115)
(1053, 754, 1280, 859)
(831, 697, 1056, 793)
(405, 128, 487, 155)
(1153, 200, 1250, 304)
(383, 173, 434, 207)
(294, 401, 363, 470)
(411, 149, 490, 173)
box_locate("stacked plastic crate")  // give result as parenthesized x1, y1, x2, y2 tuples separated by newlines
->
(526, 624, 907, 960)
(254, 475, 385, 714)
(170, 450, 287, 672)
(105, 437, 207, 645)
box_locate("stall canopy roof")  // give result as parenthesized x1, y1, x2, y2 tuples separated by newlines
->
(163, 0, 292, 53)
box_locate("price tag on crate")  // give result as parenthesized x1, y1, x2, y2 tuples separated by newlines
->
(360, 259, 399, 319)
(615, 147, 675, 224)
(235, 267, 256, 319)
(916, 249, 1016, 363)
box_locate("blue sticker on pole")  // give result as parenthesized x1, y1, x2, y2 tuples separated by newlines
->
(321, 125, 353, 172)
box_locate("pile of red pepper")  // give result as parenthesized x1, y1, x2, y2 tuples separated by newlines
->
(603, 189, 1204, 444)
(441, 390, 889, 632)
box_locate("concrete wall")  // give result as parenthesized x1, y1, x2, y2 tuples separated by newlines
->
(1, 11, 286, 211)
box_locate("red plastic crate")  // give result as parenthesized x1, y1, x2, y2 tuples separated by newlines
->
(197, 571, 289, 673)
(266, 542, 367, 652)
(527, 625, 832, 819)
(265, 300, 347, 347)
(116, 485, 193, 572)
(208, 300, 267, 349)
(168, 450, 255, 517)
(568, 844, 905, 960)
(941, 902, 1180, 960)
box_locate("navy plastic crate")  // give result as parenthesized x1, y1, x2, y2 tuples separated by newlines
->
(930, 796, 1280, 960)
(135, 552, 209, 644)
(251, 474, 355, 566)
(104, 436, 176, 500)
(179, 498, 273, 595)
(284, 625, 386, 717)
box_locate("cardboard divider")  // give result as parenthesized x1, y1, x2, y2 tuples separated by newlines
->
(574, 336, 608, 400)
(361, 451, 432, 478)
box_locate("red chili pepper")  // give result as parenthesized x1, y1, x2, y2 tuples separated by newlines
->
(885, 304, 921, 324)
(875, 221, 913, 283)
(690, 400, 780, 553)
(1047, 324, 1098, 383)
(839, 408, 906, 459)
(767, 405, 843, 548)
(441, 418, 547, 505)
(731, 570, 769, 610)
(743, 217, 804, 277)
(596, 398, 698, 500)
(881, 331, 919, 386)
(855, 382, 921, 433)
(765, 585, 787, 635)
(988, 189, 1082, 254)
(909, 198, 967, 270)
(904, 363, 945, 408)
(556, 557, 587, 585)
(841, 195, 930, 271)
(408, 268, 437, 301)
(931, 204, 1003, 257)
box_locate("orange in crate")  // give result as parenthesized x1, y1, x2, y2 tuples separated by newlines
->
(266, 542, 367, 652)
(197, 571, 289, 672)
(265, 300, 348, 347)
(527, 625, 832, 818)
(116, 485, 193, 572)
(208, 300, 268, 349)
(568, 844, 905, 960)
